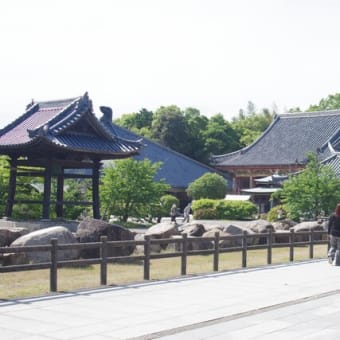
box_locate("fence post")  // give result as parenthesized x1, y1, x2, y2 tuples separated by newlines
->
(181, 233, 187, 275)
(144, 235, 151, 280)
(100, 236, 108, 285)
(309, 229, 314, 259)
(267, 229, 272, 265)
(289, 229, 294, 262)
(50, 238, 58, 292)
(213, 232, 220, 272)
(242, 231, 247, 268)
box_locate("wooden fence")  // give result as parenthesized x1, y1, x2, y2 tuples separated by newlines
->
(0, 229, 329, 292)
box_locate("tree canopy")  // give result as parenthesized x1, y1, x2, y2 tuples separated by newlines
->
(279, 153, 340, 220)
(186, 173, 228, 200)
(100, 159, 170, 222)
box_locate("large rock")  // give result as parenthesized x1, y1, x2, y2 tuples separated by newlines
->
(134, 233, 162, 253)
(248, 219, 274, 233)
(272, 219, 297, 231)
(290, 221, 325, 241)
(222, 224, 257, 245)
(247, 220, 274, 244)
(76, 217, 135, 258)
(0, 226, 29, 247)
(180, 223, 206, 237)
(146, 222, 180, 238)
(202, 228, 233, 248)
(10, 226, 79, 264)
(145, 222, 180, 250)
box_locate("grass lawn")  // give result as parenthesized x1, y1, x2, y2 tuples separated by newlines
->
(0, 244, 328, 300)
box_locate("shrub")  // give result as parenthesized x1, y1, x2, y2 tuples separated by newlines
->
(159, 194, 179, 217)
(192, 199, 257, 220)
(267, 205, 288, 222)
(187, 173, 227, 199)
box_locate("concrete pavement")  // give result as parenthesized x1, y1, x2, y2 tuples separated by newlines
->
(1, 259, 340, 339)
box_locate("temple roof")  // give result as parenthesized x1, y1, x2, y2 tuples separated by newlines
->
(100, 122, 230, 189)
(0, 93, 142, 160)
(211, 110, 340, 168)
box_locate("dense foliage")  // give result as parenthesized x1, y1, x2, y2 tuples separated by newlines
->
(114, 102, 276, 164)
(186, 173, 228, 200)
(192, 199, 257, 220)
(278, 153, 340, 220)
(100, 159, 170, 222)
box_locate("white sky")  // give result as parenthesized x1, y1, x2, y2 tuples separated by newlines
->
(1, 0, 340, 128)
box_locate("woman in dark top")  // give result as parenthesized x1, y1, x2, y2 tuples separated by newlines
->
(328, 203, 340, 264)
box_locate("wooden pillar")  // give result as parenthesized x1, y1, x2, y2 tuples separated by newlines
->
(92, 160, 101, 219)
(42, 163, 52, 220)
(56, 172, 64, 218)
(5, 157, 17, 218)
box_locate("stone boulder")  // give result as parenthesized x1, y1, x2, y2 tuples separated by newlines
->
(76, 217, 135, 258)
(247, 220, 274, 244)
(134, 233, 162, 253)
(290, 221, 325, 242)
(173, 235, 213, 251)
(272, 219, 297, 231)
(0, 226, 29, 247)
(10, 226, 79, 264)
(222, 224, 258, 246)
(202, 228, 233, 248)
(145, 222, 180, 250)
(248, 219, 274, 233)
(146, 222, 180, 238)
(180, 223, 206, 237)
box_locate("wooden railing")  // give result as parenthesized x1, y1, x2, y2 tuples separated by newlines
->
(0, 229, 329, 292)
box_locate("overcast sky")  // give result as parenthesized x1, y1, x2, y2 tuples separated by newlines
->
(1, 0, 340, 128)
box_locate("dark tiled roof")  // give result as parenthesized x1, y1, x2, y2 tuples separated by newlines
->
(322, 154, 340, 177)
(0, 93, 141, 158)
(101, 122, 230, 189)
(211, 111, 340, 167)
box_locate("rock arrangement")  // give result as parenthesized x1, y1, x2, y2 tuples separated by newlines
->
(0, 217, 328, 265)
(136, 218, 327, 253)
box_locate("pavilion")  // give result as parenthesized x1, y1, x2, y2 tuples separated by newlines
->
(0, 93, 142, 220)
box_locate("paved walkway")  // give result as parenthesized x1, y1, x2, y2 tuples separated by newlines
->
(1, 259, 340, 339)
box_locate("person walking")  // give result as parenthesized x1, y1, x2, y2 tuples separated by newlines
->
(183, 203, 191, 223)
(327, 203, 340, 265)
(170, 204, 177, 223)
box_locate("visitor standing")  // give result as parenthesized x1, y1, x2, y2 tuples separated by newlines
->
(328, 203, 340, 265)
(170, 204, 177, 222)
(183, 203, 191, 223)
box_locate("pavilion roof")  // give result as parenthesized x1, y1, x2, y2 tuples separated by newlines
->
(211, 110, 340, 168)
(0, 93, 141, 160)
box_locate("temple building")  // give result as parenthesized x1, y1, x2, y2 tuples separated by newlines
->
(0, 93, 142, 220)
(211, 110, 340, 212)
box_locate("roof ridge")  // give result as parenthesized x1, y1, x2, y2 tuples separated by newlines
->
(279, 109, 340, 118)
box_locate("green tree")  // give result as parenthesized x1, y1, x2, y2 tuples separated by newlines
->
(186, 173, 228, 200)
(280, 153, 340, 220)
(183, 107, 209, 163)
(203, 114, 241, 156)
(151, 105, 189, 154)
(307, 93, 340, 112)
(100, 159, 170, 222)
(0, 156, 9, 216)
(114, 108, 153, 137)
(231, 106, 274, 146)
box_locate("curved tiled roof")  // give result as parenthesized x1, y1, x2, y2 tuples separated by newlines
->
(0, 93, 141, 159)
(211, 110, 340, 167)
(101, 122, 230, 189)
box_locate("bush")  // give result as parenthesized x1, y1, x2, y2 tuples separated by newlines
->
(267, 205, 288, 222)
(159, 194, 179, 217)
(192, 199, 257, 220)
(187, 173, 227, 199)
